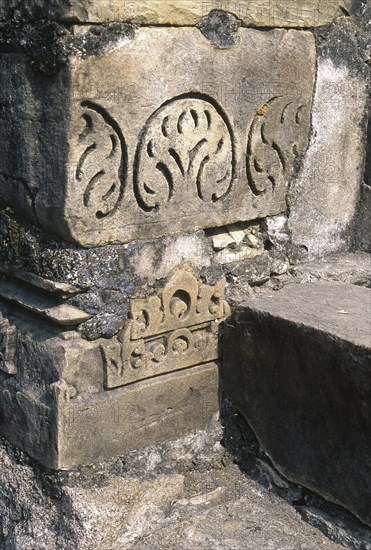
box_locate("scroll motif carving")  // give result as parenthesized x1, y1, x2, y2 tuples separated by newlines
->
(0, 315, 16, 374)
(134, 94, 236, 211)
(76, 101, 127, 219)
(246, 98, 309, 195)
(101, 269, 230, 389)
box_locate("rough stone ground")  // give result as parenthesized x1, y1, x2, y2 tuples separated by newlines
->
(1, 402, 371, 550)
(0, 437, 344, 550)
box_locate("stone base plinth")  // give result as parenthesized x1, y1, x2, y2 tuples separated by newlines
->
(0, 264, 226, 469)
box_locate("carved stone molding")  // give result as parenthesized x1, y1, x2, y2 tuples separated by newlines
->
(101, 269, 230, 388)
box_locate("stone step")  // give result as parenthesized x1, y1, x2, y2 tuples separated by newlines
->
(223, 281, 371, 527)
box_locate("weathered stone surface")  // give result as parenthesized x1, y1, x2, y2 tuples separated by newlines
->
(354, 183, 371, 252)
(0, 208, 291, 339)
(55, 361, 219, 469)
(223, 281, 371, 527)
(0, 27, 315, 246)
(288, 29, 369, 261)
(290, 252, 371, 287)
(0, 0, 353, 27)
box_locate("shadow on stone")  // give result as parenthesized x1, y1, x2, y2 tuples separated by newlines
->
(219, 382, 371, 549)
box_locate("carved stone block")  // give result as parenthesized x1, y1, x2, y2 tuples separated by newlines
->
(0, 27, 315, 246)
(0, 268, 227, 468)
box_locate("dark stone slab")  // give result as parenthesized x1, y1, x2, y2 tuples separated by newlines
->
(223, 281, 371, 526)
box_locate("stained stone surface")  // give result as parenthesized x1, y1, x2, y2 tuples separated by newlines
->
(0, 0, 353, 27)
(354, 183, 371, 252)
(0, 26, 315, 246)
(223, 281, 371, 527)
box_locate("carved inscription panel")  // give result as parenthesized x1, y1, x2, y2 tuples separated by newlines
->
(101, 269, 230, 388)
(60, 28, 316, 246)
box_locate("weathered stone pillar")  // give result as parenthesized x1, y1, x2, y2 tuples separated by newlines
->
(1, 0, 365, 470)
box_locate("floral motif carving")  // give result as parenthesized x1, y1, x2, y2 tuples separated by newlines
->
(246, 98, 309, 195)
(134, 94, 236, 211)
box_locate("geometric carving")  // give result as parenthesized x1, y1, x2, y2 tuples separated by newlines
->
(76, 101, 128, 219)
(134, 94, 236, 211)
(246, 97, 309, 195)
(101, 268, 230, 388)
(0, 314, 17, 374)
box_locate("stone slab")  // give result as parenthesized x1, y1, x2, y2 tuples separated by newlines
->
(55, 362, 219, 469)
(0, 261, 79, 296)
(0, 276, 92, 325)
(223, 281, 371, 527)
(0, 27, 315, 246)
(0, 0, 353, 27)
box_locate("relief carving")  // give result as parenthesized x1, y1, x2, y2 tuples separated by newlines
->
(246, 98, 309, 195)
(76, 101, 127, 219)
(134, 94, 236, 211)
(101, 268, 230, 389)
(0, 315, 17, 374)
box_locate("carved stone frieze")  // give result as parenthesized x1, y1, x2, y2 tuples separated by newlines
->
(0, 27, 315, 246)
(101, 269, 230, 388)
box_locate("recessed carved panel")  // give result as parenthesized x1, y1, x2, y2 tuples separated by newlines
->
(101, 269, 230, 388)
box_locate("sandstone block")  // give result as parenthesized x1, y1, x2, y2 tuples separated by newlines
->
(0, 0, 352, 27)
(223, 281, 371, 526)
(0, 27, 315, 246)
